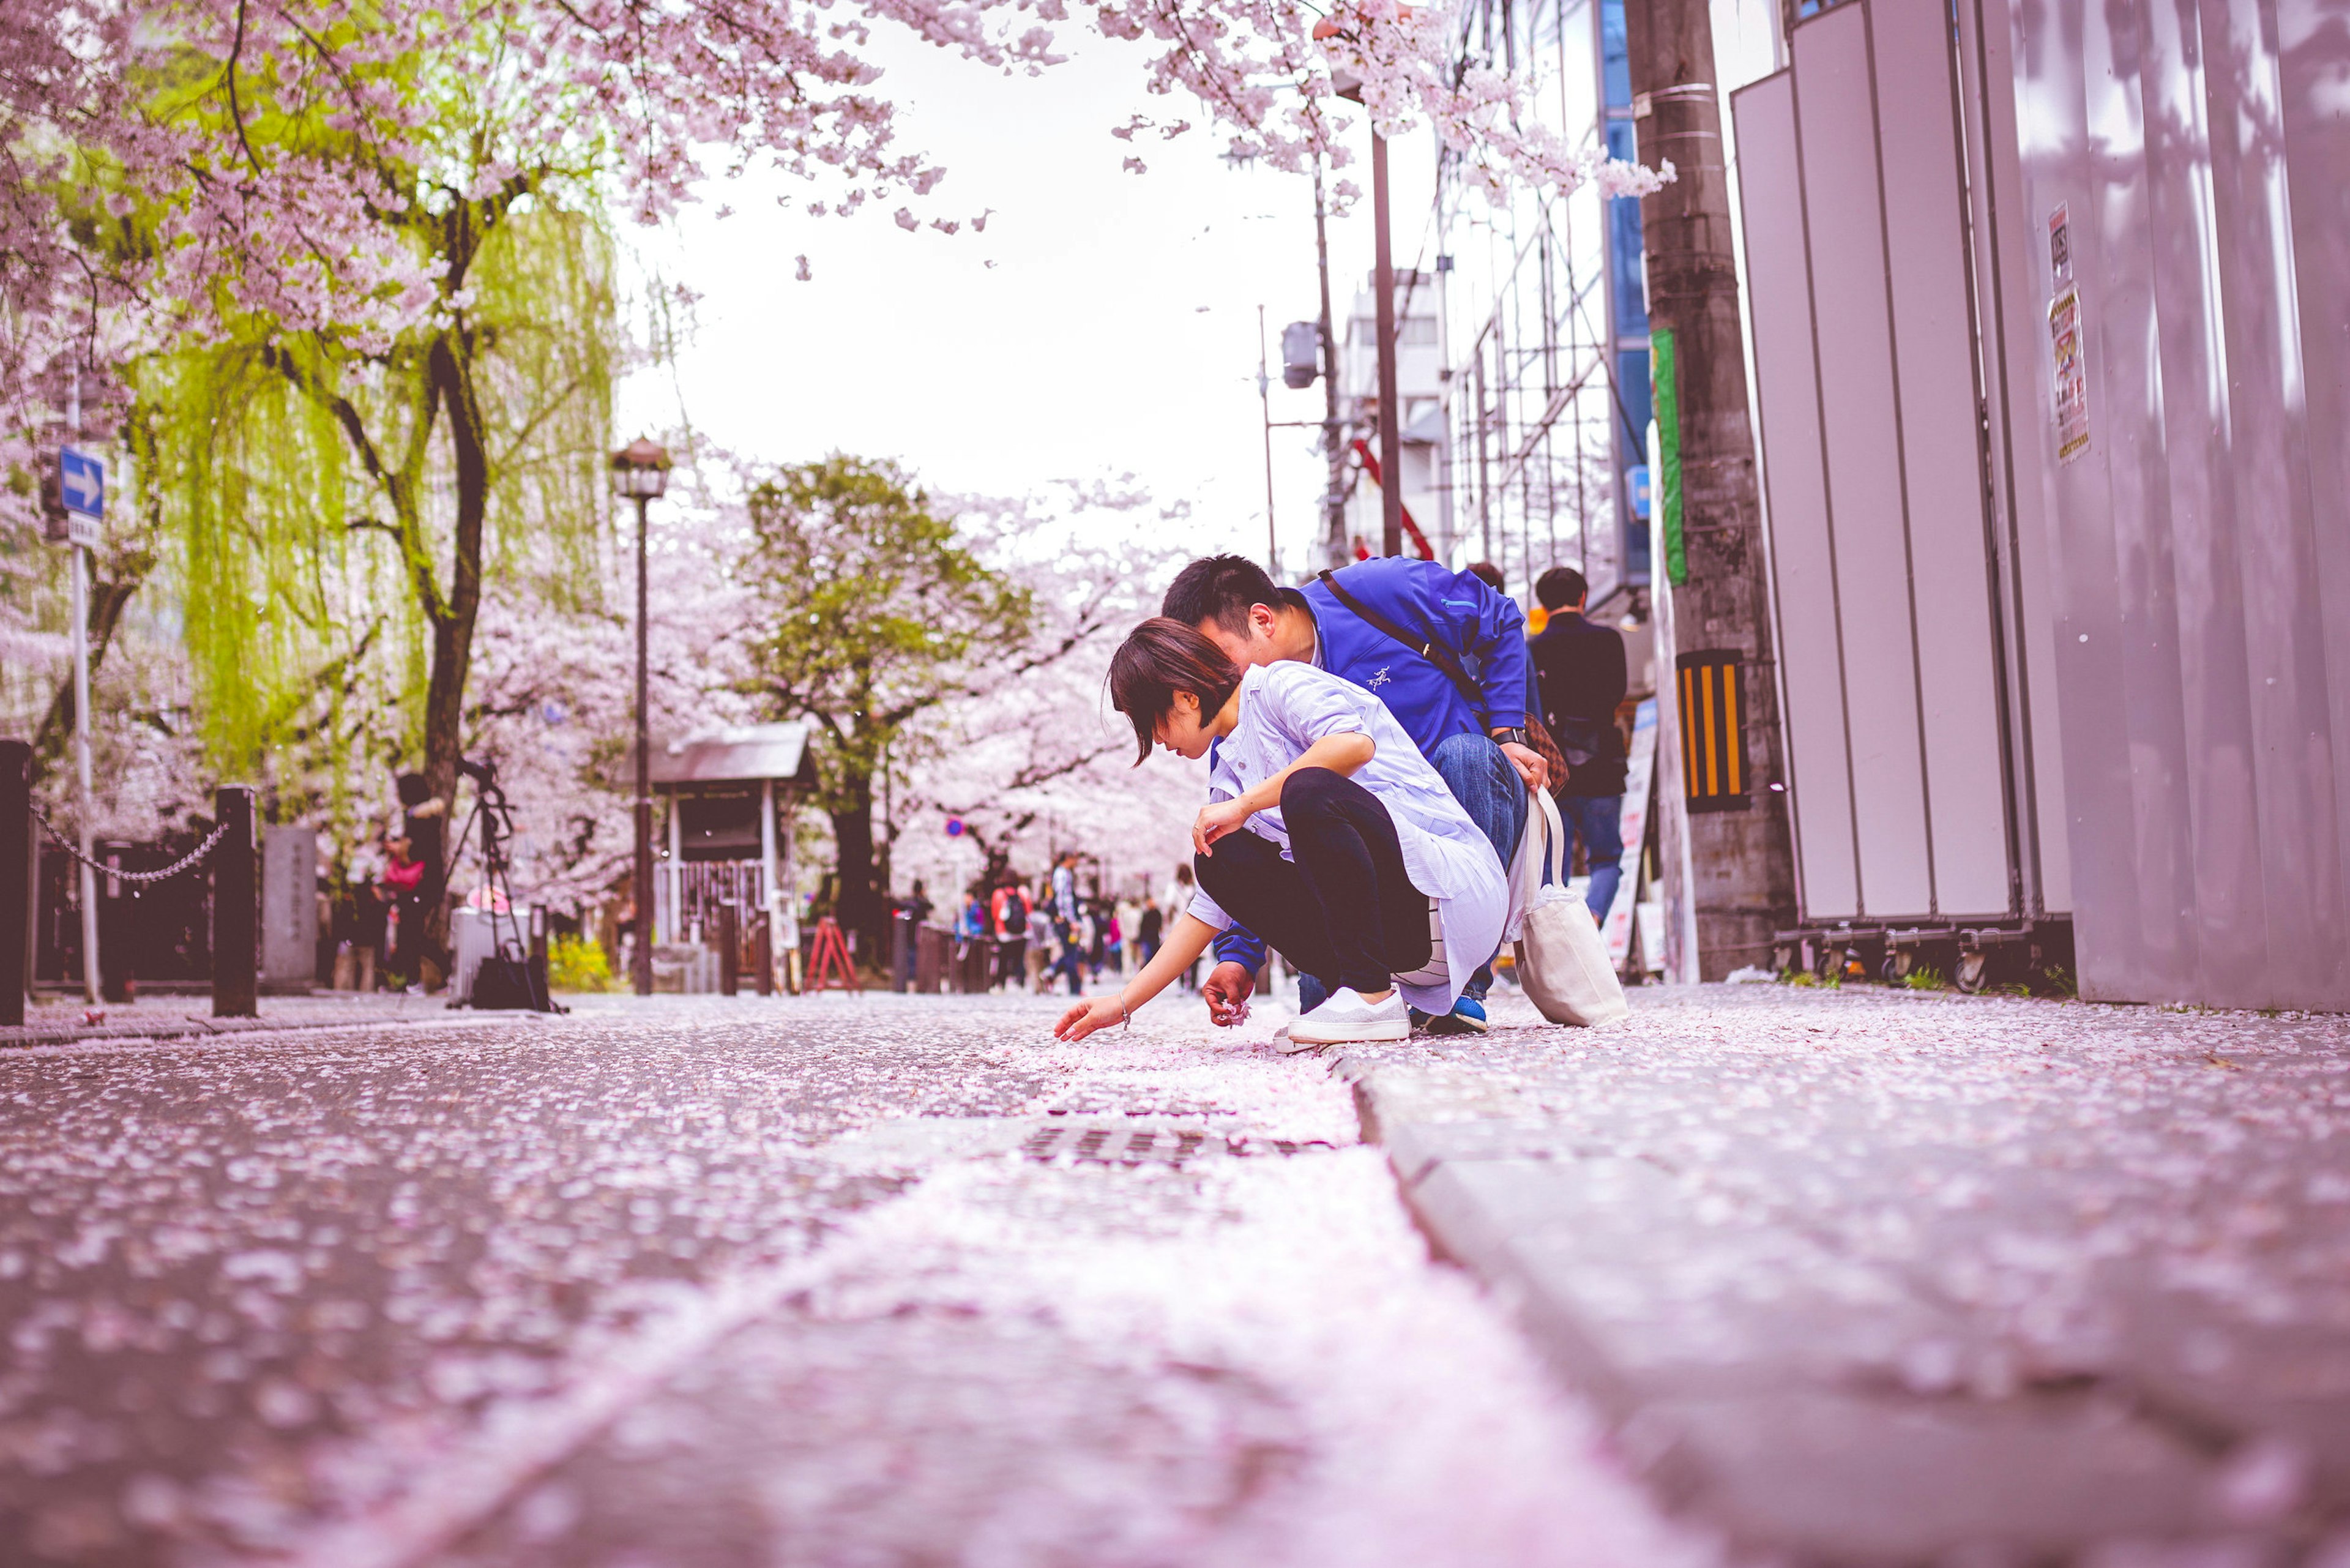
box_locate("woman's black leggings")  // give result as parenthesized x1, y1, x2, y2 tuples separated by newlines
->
(1193, 767, 1431, 996)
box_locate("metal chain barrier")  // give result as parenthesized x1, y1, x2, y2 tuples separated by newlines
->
(29, 807, 229, 886)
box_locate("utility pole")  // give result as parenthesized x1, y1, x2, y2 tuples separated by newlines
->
(1256, 304, 1278, 574)
(1369, 131, 1404, 559)
(1313, 157, 1348, 571)
(65, 370, 99, 1005)
(1624, 0, 1796, 976)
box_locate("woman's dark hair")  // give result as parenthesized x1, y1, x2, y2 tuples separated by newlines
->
(1108, 618, 1244, 764)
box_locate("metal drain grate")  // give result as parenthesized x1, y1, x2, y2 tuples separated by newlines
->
(1020, 1122, 1334, 1165)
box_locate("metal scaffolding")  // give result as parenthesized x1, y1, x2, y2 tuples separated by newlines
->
(1430, 0, 1646, 607)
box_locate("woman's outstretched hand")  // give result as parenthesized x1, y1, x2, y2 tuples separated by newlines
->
(1054, 995, 1125, 1042)
(1192, 797, 1252, 857)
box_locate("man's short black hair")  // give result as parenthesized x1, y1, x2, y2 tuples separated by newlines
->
(1162, 554, 1285, 635)
(1535, 566, 1588, 612)
(1467, 561, 1507, 593)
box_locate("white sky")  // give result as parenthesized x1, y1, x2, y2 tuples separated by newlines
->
(616, 31, 1441, 576)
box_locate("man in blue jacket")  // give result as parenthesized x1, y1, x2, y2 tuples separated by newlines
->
(1161, 554, 1546, 1034)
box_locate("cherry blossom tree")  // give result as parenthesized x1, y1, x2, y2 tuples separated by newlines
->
(884, 483, 1195, 900)
(460, 479, 755, 911)
(734, 455, 1034, 952)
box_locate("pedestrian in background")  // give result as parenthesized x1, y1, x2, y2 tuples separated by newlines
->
(1162, 866, 1200, 990)
(989, 876, 1031, 992)
(1136, 898, 1164, 969)
(1028, 875, 1053, 991)
(345, 845, 387, 992)
(1529, 566, 1629, 920)
(380, 832, 427, 991)
(1051, 899, 1087, 996)
(895, 878, 932, 991)
(954, 888, 988, 991)
(395, 772, 449, 990)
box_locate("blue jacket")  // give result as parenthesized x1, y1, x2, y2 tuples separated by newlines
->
(1208, 559, 1530, 973)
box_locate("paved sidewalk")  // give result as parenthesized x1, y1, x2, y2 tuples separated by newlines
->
(2, 992, 469, 1048)
(1336, 984, 2350, 1565)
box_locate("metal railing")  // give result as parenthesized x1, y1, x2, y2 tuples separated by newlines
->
(2, 744, 260, 1028)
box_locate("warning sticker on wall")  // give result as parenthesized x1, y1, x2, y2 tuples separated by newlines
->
(2050, 284, 2090, 463)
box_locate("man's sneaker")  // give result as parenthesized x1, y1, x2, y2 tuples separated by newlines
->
(1424, 996, 1490, 1036)
(1288, 987, 1411, 1045)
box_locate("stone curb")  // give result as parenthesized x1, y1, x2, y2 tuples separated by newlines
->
(1331, 1047, 2269, 1566)
(0, 1009, 499, 1049)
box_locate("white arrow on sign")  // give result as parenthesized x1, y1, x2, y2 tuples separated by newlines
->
(59, 447, 103, 520)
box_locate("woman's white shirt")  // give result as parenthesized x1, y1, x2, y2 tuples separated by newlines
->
(1184, 661, 1507, 1012)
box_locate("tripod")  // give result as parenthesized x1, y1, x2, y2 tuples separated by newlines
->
(446, 767, 558, 1012)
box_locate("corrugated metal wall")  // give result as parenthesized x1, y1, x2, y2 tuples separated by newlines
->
(2007, 0, 2350, 1008)
(1729, 0, 2027, 927)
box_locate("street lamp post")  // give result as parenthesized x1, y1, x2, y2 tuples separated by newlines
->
(609, 438, 671, 998)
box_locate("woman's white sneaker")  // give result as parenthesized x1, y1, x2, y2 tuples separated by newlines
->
(1288, 987, 1411, 1045)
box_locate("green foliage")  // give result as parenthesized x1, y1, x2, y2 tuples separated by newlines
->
(546, 933, 613, 992)
(72, 8, 623, 862)
(1902, 967, 1946, 990)
(130, 205, 618, 786)
(738, 456, 1034, 813)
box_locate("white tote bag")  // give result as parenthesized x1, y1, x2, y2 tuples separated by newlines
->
(1507, 788, 1631, 1027)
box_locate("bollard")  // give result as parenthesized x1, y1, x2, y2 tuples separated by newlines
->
(752, 915, 774, 996)
(715, 903, 739, 996)
(99, 843, 133, 1004)
(0, 740, 27, 1028)
(212, 786, 258, 1018)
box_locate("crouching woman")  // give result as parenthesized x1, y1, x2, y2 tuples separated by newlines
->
(1054, 618, 1509, 1047)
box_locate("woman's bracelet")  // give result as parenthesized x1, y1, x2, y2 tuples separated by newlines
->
(1119, 991, 1132, 1031)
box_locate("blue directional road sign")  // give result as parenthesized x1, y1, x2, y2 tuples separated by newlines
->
(55, 447, 103, 550)
(59, 447, 103, 519)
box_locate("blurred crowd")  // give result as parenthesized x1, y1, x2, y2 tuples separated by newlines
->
(897, 853, 1201, 997)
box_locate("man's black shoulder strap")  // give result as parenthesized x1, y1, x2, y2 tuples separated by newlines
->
(1314, 569, 1483, 709)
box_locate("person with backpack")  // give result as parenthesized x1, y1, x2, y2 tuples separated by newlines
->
(1530, 566, 1630, 920)
(1159, 553, 1543, 1035)
(990, 876, 1031, 993)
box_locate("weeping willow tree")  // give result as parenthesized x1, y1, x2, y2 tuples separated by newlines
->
(130, 206, 619, 797)
(88, 2, 625, 938)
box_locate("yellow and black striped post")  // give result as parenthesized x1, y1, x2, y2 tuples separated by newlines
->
(1676, 651, 1750, 814)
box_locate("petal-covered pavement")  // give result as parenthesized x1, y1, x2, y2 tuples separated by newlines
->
(0, 993, 1699, 1568)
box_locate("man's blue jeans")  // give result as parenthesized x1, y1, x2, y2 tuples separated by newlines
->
(1559, 793, 1625, 921)
(1296, 731, 1528, 1014)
